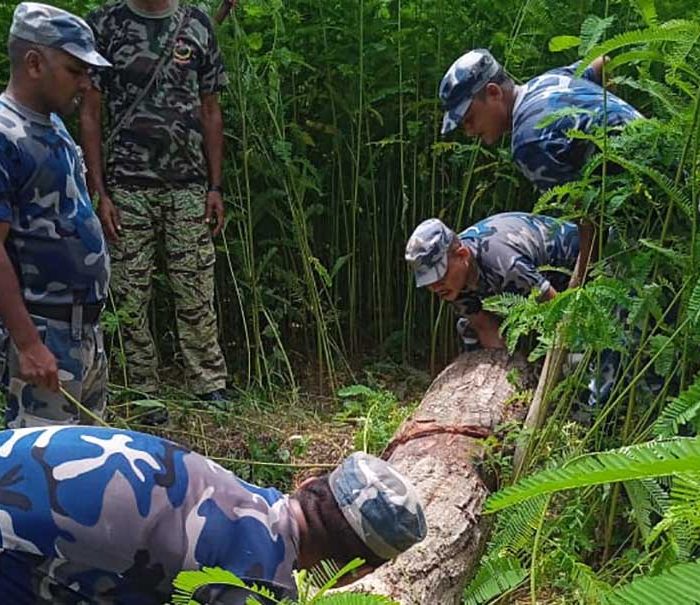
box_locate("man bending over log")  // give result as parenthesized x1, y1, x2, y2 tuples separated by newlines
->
(0, 426, 426, 604)
(405, 212, 579, 348)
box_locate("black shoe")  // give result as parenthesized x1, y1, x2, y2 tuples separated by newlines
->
(140, 407, 169, 426)
(198, 389, 233, 412)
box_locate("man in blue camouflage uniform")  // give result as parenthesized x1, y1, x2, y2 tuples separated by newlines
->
(439, 49, 642, 286)
(0, 3, 111, 428)
(0, 425, 426, 604)
(405, 212, 579, 348)
(80, 0, 230, 413)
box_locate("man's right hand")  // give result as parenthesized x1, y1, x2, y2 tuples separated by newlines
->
(18, 340, 59, 392)
(98, 195, 121, 242)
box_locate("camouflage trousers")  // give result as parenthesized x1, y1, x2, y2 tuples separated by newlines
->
(109, 184, 227, 394)
(0, 315, 107, 428)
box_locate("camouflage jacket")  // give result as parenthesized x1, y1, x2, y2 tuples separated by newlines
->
(87, 1, 228, 189)
(512, 61, 643, 191)
(0, 426, 299, 604)
(452, 212, 579, 316)
(0, 94, 109, 306)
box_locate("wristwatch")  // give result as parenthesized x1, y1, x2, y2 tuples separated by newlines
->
(207, 185, 224, 194)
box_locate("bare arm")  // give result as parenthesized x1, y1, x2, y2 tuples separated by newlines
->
(201, 92, 225, 236)
(213, 0, 236, 24)
(0, 224, 58, 391)
(468, 310, 506, 349)
(80, 87, 121, 242)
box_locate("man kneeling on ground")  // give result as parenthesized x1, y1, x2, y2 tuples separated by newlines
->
(0, 426, 426, 604)
(405, 212, 579, 348)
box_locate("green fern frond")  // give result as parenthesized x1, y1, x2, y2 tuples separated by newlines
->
(633, 0, 658, 26)
(170, 567, 276, 605)
(487, 495, 550, 556)
(604, 152, 694, 219)
(576, 22, 700, 77)
(485, 438, 700, 513)
(579, 15, 616, 58)
(606, 50, 664, 72)
(462, 555, 527, 605)
(654, 373, 700, 437)
(602, 560, 700, 604)
(314, 596, 397, 604)
(688, 277, 700, 328)
(624, 480, 657, 539)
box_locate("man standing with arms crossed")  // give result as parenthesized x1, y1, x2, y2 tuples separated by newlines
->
(80, 0, 230, 414)
(0, 3, 111, 428)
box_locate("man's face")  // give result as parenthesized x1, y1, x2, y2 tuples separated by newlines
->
(460, 84, 510, 145)
(37, 49, 91, 117)
(425, 247, 472, 301)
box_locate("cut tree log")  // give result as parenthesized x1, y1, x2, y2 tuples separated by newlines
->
(341, 349, 532, 604)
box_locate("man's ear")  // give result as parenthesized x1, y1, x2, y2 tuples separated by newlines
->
(24, 48, 43, 79)
(297, 475, 320, 490)
(484, 82, 504, 101)
(454, 244, 470, 259)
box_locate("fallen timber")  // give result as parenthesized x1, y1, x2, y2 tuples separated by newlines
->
(341, 349, 532, 604)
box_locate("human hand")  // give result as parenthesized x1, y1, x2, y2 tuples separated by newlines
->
(204, 190, 225, 237)
(18, 340, 59, 392)
(98, 195, 122, 242)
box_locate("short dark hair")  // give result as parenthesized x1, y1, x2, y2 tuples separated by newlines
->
(8, 35, 42, 69)
(295, 474, 386, 569)
(475, 67, 514, 99)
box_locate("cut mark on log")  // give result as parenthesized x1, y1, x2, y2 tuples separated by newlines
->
(383, 419, 492, 459)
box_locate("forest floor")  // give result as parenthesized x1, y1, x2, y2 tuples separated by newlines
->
(108, 358, 431, 491)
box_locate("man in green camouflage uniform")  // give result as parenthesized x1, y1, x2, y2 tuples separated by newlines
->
(80, 0, 229, 410)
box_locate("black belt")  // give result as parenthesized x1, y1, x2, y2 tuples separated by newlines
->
(26, 302, 104, 324)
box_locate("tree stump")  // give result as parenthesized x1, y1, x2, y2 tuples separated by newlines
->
(342, 349, 531, 604)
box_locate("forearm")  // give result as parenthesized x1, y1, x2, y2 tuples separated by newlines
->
(0, 240, 40, 349)
(201, 97, 225, 187)
(79, 89, 108, 199)
(468, 311, 506, 349)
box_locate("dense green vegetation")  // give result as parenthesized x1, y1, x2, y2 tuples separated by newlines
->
(2, 0, 700, 601)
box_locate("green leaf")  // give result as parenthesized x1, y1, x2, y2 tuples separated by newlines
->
(246, 32, 264, 52)
(463, 555, 527, 604)
(485, 438, 700, 512)
(579, 15, 616, 57)
(549, 35, 581, 52)
(337, 385, 376, 398)
(603, 560, 700, 604)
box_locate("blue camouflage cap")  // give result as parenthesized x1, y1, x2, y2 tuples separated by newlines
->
(405, 218, 457, 287)
(10, 2, 111, 68)
(439, 49, 500, 135)
(329, 452, 427, 561)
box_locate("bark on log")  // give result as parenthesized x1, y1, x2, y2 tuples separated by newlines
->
(342, 349, 532, 605)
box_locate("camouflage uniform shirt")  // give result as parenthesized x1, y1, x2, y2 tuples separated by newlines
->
(452, 212, 579, 316)
(87, 1, 229, 189)
(0, 426, 299, 604)
(512, 62, 643, 191)
(0, 94, 109, 305)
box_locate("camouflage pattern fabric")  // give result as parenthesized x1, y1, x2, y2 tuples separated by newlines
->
(0, 94, 110, 306)
(109, 185, 227, 394)
(87, 1, 229, 189)
(0, 426, 299, 604)
(329, 452, 427, 561)
(1, 317, 107, 429)
(404, 218, 457, 287)
(512, 61, 643, 191)
(10, 2, 110, 67)
(451, 212, 579, 317)
(439, 49, 501, 134)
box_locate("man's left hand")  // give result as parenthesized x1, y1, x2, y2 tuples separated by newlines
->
(204, 190, 225, 237)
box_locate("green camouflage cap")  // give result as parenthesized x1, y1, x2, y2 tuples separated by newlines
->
(10, 2, 111, 67)
(329, 452, 427, 561)
(405, 218, 457, 287)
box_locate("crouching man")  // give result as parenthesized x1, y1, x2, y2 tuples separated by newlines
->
(0, 426, 426, 603)
(405, 212, 579, 348)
